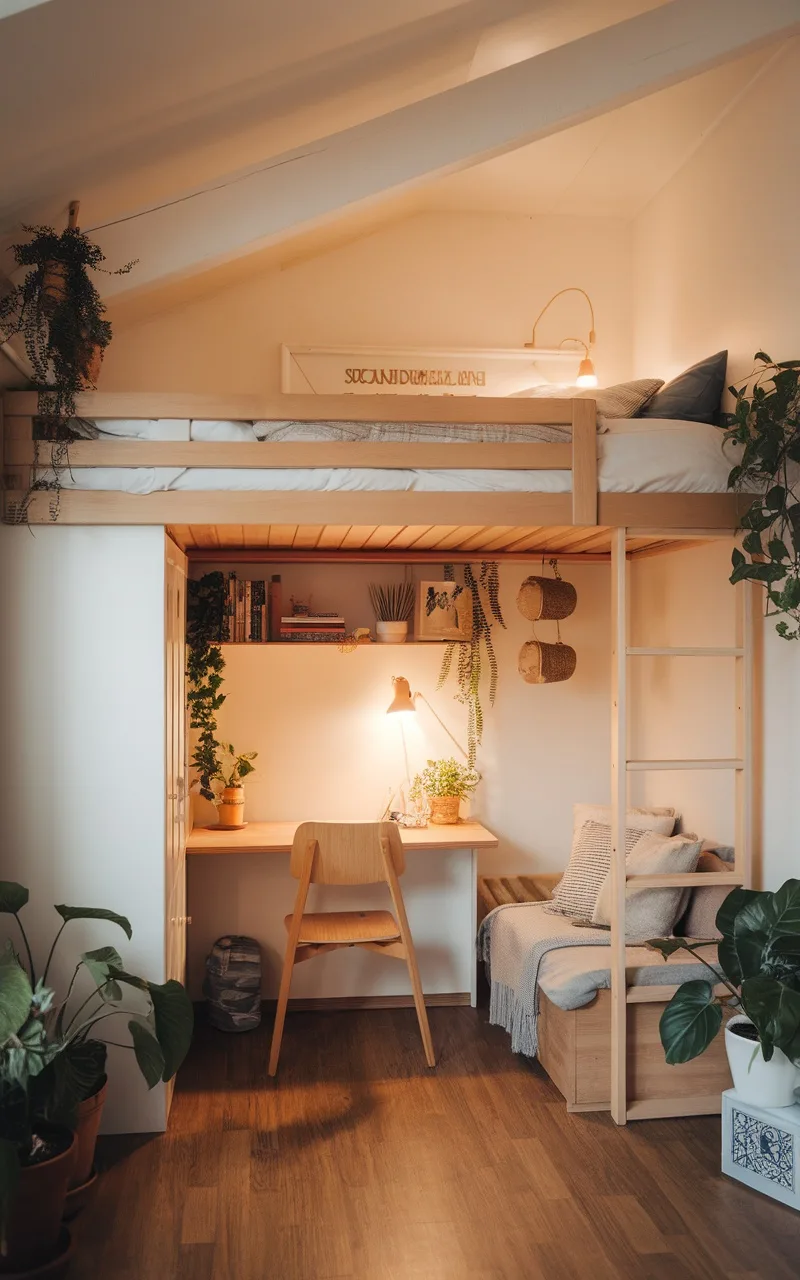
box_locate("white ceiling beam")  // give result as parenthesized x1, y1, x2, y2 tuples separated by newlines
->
(96, 0, 800, 297)
(0, 0, 54, 18)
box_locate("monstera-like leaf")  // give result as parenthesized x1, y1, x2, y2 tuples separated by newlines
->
(733, 880, 800, 982)
(659, 980, 723, 1065)
(0, 948, 32, 1042)
(54, 904, 132, 939)
(110, 970, 194, 1083)
(741, 975, 800, 1063)
(716, 887, 763, 984)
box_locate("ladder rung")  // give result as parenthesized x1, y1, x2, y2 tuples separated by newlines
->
(625, 982, 729, 1004)
(626, 1096, 723, 1121)
(626, 646, 743, 657)
(624, 872, 743, 889)
(626, 759, 743, 771)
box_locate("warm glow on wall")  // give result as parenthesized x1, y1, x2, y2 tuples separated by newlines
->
(525, 286, 598, 388)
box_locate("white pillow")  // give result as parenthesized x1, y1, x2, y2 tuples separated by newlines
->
(592, 830, 702, 940)
(573, 803, 676, 840)
(548, 821, 651, 921)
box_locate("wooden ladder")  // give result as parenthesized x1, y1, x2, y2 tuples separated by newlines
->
(609, 528, 756, 1124)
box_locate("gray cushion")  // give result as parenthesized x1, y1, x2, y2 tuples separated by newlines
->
(637, 350, 728, 424)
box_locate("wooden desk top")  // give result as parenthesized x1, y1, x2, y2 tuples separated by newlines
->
(186, 820, 498, 855)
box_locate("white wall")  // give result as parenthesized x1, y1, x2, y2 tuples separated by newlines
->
(0, 526, 169, 1132)
(103, 210, 633, 392)
(632, 42, 800, 888)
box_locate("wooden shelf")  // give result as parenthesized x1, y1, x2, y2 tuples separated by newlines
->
(218, 640, 451, 648)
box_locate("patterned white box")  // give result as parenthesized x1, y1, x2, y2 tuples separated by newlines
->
(722, 1088, 800, 1210)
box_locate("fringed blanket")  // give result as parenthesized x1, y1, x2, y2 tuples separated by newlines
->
(478, 903, 610, 1057)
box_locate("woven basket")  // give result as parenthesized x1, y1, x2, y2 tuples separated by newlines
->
(518, 639, 577, 684)
(429, 795, 460, 825)
(516, 575, 577, 621)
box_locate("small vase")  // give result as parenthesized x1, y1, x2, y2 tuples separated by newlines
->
(218, 785, 245, 828)
(725, 1015, 800, 1108)
(376, 620, 408, 644)
(429, 795, 460, 825)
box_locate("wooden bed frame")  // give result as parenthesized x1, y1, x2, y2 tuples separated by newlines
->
(1, 390, 749, 533)
(1, 389, 757, 1124)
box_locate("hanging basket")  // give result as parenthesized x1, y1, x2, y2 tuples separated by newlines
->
(516, 575, 577, 621)
(518, 639, 577, 684)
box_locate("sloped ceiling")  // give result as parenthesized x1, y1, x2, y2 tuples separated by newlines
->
(0, 0, 791, 320)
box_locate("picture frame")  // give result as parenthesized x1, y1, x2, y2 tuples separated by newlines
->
(415, 581, 473, 642)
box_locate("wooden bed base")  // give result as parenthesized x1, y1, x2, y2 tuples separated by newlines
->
(537, 989, 732, 1117)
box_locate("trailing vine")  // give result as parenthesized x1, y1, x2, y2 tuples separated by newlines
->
(436, 561, 505, 766)
(0, 223, 135, 521)
(724, 352, 800, 639)
(186, 572, 227, 801)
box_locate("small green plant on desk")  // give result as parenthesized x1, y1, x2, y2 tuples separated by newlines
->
(0, 882, 193, 1270)
(409, 758, 480, 826)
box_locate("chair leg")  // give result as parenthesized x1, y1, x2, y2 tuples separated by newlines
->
(402, 931, 436, 1068)
(267, 936, 296, 1077)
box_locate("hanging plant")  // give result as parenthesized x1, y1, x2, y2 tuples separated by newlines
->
(436, 562, 505, 766)
(186, 572, 227, 802)
(724, 352, 800, 640)
(0, 220, 135, 519)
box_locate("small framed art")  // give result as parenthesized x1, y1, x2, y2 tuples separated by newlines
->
(415, 581, 473, 642)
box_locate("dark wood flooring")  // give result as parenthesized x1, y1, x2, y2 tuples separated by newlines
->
(72, 1006, 799, 1280)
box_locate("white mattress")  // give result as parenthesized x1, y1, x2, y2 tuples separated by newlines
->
(55, 419, 736, 495)
(537, 934, 722, 1011)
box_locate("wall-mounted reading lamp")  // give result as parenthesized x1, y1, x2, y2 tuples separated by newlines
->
(524, 286, 598, 388)
(387, 676, 468, 760)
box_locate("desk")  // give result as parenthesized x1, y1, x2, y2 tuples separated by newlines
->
(186, 821, 498, 1007)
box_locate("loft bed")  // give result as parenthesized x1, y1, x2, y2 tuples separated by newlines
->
(2, 389, 757, 1125)
(1, 390, 749, 534)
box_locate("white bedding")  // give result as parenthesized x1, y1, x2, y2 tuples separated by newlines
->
(54, 418, 736, 495)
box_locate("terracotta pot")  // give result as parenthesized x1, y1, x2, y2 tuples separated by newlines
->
(218, 785, 245, 828)
(0, 1127, 75, 1275)
(79, 341, 103, 386)
(68, 1076, 107, 1191)
(40, 261, 68, 315)
(429, 795, 460, 825)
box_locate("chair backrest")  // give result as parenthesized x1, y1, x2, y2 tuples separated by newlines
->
(290, 821, 405, 885)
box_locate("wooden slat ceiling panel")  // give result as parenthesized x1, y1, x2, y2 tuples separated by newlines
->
(167, 524, 699, 559)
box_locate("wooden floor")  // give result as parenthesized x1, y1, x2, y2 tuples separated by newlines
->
(74, 1007, 799, 1280)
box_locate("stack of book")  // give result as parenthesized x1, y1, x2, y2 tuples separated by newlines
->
(279, 614, 346, 644)
(223, 573, 268, 643)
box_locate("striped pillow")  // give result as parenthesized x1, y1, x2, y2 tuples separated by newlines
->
(547, 821, 648, 921)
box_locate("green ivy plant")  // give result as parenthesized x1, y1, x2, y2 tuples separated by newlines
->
(212, 744, 257, 791)
(436, 562, 505, 767)
(0, 224, 135, 521)
(647, 880, 800, 1066)
(724, 352, 800, 639)
(0, 882, 193, 1239)
(187, 572, 227, 802)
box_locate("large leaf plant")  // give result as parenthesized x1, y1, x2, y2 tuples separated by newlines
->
(0, 882, 193, 1238)
(724, 352, 800, 639)
(647, 879, 800, 1067)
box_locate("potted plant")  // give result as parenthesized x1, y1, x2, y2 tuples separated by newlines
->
(206, 743, 258, 828)
(369, 582, 415, 644)
(409, 758, 480, 826)
(724, 352, 800, 640)
(0, 880, 194, 1265)
(647, 879, 800, 1108)
(0, 221, 135, 520)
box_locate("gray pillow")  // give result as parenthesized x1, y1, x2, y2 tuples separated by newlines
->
(637, 351, 728, 424)
(592, 830, 702, 941)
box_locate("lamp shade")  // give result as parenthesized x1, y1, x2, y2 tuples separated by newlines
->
(387, 676, 415, 714)
(575, 357, 598, 389)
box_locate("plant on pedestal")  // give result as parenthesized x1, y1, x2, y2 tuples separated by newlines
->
(648, 879, 800, 1108)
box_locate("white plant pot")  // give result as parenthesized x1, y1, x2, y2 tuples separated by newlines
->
(725, 1015, 800, 1108)
(376, 621, 408, 644)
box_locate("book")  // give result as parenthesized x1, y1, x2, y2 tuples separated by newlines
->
(280, 616, 345, 624)
(268, 575, 282, 642)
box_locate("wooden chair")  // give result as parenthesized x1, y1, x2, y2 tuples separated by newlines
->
(268, 821, 435, 1075)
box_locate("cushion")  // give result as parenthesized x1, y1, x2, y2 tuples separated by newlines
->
(573, 803, 676, 839)
(585, 379, 664, 420)
(637, 351, 728, 424)
(547, 821, 651, 920)
(676, 850, 733, 939)
(592, 831, 703, 941)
